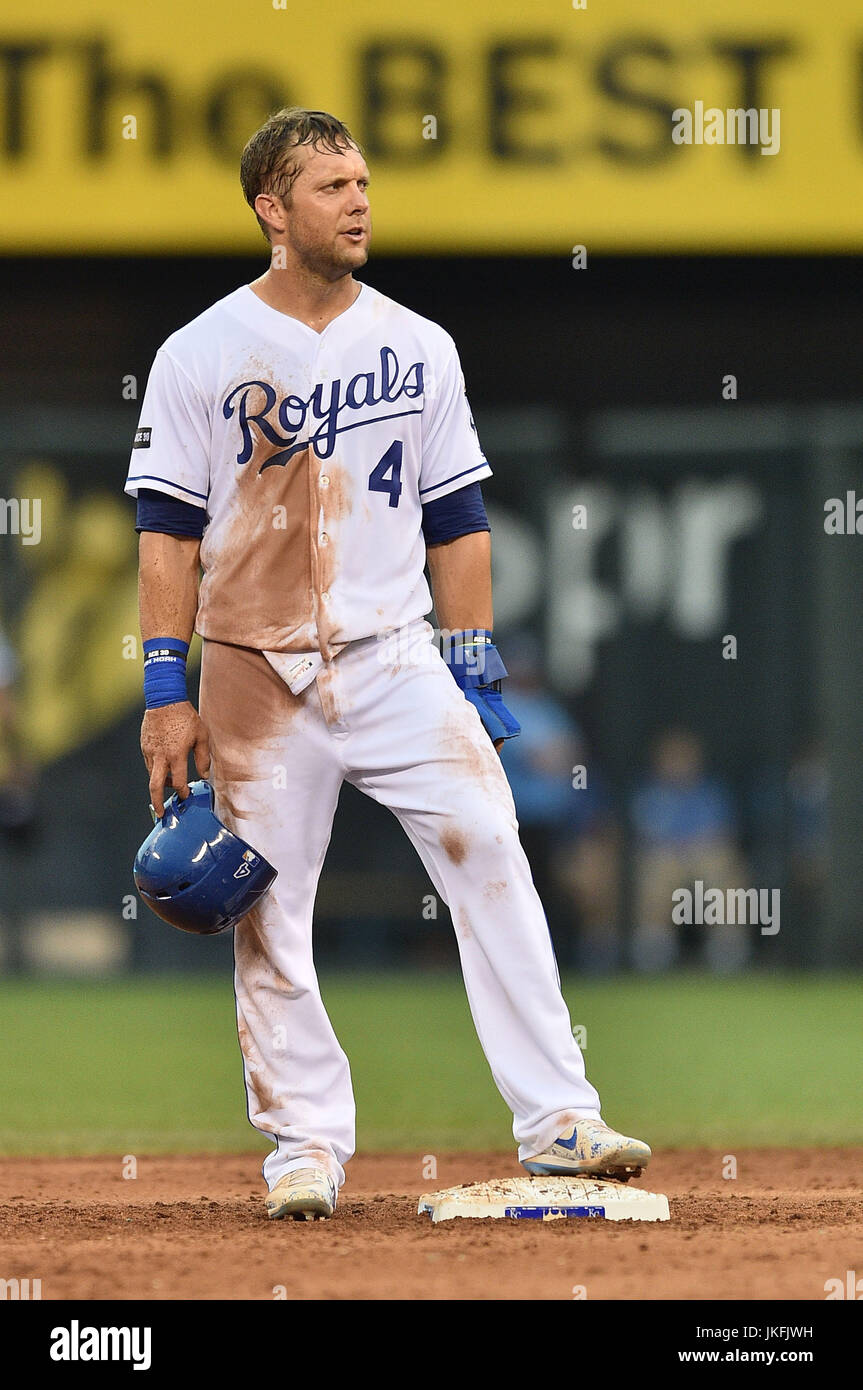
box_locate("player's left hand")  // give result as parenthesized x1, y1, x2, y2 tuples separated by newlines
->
(442, 631, 521, 750)
(462, 683, 521, 748)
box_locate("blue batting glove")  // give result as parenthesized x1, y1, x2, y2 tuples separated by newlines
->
(442, 630, 521, 745)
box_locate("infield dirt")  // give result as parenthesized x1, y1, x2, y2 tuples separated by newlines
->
(0, 1149, 859, 1301)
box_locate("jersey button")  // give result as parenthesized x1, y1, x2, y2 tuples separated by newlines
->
(321, 591, 330, 602)
(320, 475, 330, 488)
(319, 532, 329, 545)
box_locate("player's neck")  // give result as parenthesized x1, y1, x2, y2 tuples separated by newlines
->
(249, 267, 361, 335)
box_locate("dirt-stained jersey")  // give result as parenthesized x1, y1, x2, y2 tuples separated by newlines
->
(125, 281, 491, 660)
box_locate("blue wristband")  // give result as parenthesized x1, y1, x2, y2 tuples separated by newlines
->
(441, 629, 496, 684)
(441, 629, 521, 742)
(143, 637, 189, 710)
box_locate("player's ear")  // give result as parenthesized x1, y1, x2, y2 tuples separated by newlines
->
(254, 192, 287, 238)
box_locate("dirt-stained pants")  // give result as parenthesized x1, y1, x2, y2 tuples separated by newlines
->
(199, 619, 600, 1192)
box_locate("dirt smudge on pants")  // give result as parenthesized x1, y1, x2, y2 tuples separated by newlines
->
(441, 826, 470, 865)
(316, 664, 339, 725)
(437, 706, 516, 816)
(200, 639, 304, 789)
(455, 907, 472, 941)
(483, 879, 508, 900)
(236, 1011, 280, 1128)
(234, 904, 293, 994)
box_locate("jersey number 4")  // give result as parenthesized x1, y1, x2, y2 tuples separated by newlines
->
(368, 440, 403, 508)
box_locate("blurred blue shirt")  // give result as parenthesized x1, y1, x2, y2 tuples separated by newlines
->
(631, 778, 736, 847)
(501, 690, 607, 835)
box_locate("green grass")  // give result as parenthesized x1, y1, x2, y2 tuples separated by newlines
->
(0, 973, 859, 1155)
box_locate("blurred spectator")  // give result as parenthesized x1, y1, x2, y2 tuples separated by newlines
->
(0, 627, 37, 844)
(786, 737, 829, 952)
(551, 745, 623, 975)
(500, 633, 621, 970)
(630, 727, 749, 973)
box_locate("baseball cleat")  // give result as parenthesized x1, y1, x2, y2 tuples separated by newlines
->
(522, 1118, 651, 1182)
(266, 1168, 337, 1221)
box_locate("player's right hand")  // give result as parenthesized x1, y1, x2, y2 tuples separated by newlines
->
(141, 701, 211, 818)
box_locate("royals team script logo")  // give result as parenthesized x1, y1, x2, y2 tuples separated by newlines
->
(222, 345, 425, 470)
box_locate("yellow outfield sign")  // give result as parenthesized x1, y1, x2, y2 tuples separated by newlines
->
(1, 0, 861, 253)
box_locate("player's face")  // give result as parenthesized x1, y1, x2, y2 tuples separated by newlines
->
(282, 143, 372, 280)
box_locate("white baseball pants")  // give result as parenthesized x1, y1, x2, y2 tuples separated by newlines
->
(199, 619, 601, 1192)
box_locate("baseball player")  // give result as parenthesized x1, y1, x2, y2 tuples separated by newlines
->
(126, 107, 650, 1220)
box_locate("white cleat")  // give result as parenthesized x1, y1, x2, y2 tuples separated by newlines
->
(522, 1118, 652, 1182)
(266, 1168, 337, 1221)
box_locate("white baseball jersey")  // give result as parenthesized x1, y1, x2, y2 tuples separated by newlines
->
(125, 281, 492, 678)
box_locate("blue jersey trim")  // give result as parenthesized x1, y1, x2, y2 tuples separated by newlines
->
(127, 474, 209, 502)
(419, 461, 490, 497)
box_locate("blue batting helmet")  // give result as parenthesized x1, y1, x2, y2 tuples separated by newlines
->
(133, 780, 277, 935)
